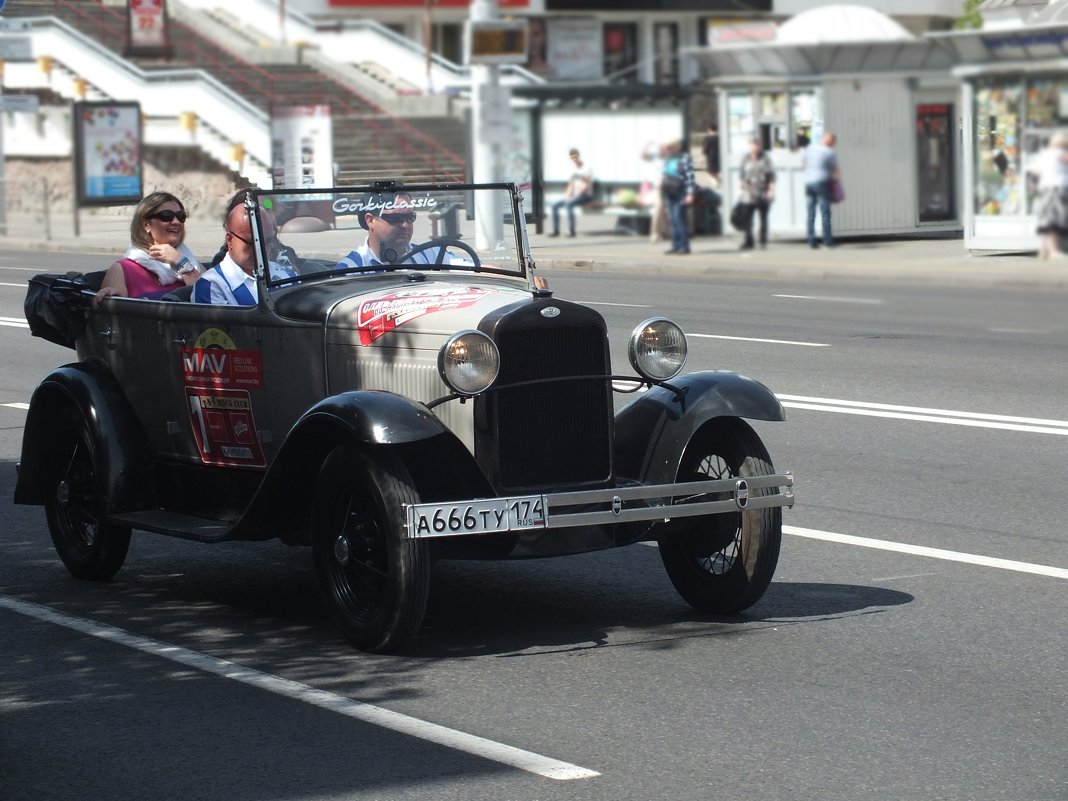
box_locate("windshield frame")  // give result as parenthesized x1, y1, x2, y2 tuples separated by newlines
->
(242, 182, 531, 293)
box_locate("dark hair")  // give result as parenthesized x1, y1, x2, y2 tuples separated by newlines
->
(358, 183, 409, 230)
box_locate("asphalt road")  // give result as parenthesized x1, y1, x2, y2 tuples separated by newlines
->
(1, 248, 1066, 801)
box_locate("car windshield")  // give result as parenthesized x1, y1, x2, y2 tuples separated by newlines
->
(247, 183, 529, 288)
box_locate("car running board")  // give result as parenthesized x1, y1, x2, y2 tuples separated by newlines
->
(109, 509, 234, 543)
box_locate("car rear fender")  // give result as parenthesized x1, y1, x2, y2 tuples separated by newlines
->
(613, 370, 786, 486)
(230, 391, 491, 541)
(14, 359, 154, 509)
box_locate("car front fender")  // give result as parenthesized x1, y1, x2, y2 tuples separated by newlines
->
(14, 359, 154, 510)
(230, 390, 488, 541)
(613, 370, 786, 486)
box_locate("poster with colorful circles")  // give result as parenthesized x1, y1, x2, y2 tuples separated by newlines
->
(74, 101, 143, 205)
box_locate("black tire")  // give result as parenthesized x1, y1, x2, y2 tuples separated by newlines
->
(44, 415, 131, 580)
(312, 447, 430, 653)
(658, 418, 781, 614)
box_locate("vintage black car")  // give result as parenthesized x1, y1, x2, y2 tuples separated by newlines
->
(15, 182, 794, 652)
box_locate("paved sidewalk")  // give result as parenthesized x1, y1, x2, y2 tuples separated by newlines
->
(531, 230, 1068, 290)
(3, 221, 1066, 290)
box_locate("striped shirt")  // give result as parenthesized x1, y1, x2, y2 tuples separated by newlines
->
(192, 254, 257, 306)
(336, 238, 450, 271)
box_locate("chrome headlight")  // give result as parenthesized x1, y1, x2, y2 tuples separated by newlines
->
(628, 317, 687, 382)
(437, 330, 500, 395)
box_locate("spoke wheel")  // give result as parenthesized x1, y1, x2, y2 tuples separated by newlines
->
(658, 418, 781, 614)
(312, 448, 429, 652)
(44, 417, 131, 580)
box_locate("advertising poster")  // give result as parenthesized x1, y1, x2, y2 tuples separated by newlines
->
(73, 102, 143, 206)
(127, 0, 170, 57)
(270, 105, 334, 190)
(546, 18, 601, 81)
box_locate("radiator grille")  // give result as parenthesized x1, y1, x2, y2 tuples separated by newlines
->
(488, 323, 612, 490)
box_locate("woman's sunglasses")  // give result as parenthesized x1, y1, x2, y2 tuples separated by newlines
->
(148, 210, 187, 223)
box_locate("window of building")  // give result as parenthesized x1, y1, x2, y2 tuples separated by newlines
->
(653, 22, 678, 85)
(790, 89, 821, 150)
(974, 78, 1022, 217)
(431, 22, 464, 65)
(603, 23, 639, 83)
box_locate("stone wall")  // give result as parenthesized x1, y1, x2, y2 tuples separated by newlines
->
(3, 146, 250, 222)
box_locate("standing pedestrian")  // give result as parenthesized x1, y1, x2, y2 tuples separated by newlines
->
(738, 137, 775, 250)
(661, 139, 695, 255)
(1028, 130, 1068, 259)
(549, 148, 594, 237)
(803, 131, 839, 249)
(640, 142, 669, 243)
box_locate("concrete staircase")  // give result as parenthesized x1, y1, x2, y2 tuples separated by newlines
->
(3, 0, 467, 185)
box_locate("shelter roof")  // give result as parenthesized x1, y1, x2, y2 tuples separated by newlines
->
(776, 4, 914, 45)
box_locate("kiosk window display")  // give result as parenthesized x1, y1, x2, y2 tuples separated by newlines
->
(974, 75, 1068, 218)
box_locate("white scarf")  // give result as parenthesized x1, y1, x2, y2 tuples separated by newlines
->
(123, 243, 198, 286)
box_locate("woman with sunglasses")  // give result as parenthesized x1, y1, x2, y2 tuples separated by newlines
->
(95, 192, 201, 302)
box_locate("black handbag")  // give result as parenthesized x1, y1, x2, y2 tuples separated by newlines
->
(24, 272, 100, 349)
(661, 174, 685, 197)
(729, 202, 751, 232)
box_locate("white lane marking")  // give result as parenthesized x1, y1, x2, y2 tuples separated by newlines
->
(773, 294, 884, 305)
(0, 318, 29, 329)
(0, 595, 600, 781)
(690, 333, 829, 347)
(784, 526, 1068, 580)
(778, 394, 1068, 436)
(2, 403, 30, 410)
(580, 300, 651, 308)
(987, 328, 1048, 334)
(0, 281, 27, 287)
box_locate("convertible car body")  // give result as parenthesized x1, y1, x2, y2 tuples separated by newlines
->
(16, 181, 794, 651)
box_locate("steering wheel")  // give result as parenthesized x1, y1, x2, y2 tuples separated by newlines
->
(394, 238, 481, 269)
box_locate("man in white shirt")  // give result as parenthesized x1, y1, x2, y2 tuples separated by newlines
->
(337, 189, 448, 270)
(193, 203, 259, 305)
(548, 148, 594, 237)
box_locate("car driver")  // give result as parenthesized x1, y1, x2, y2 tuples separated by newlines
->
(336, 189, 450, 270)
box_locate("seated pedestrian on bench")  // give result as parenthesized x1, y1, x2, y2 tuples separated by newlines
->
(549, 148, 594, 237)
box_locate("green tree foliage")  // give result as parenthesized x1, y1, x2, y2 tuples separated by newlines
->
(955, 0, 984, 29)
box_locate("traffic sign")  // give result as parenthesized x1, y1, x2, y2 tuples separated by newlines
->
(0, 36, 32, 60)
(0, 94, 38, 112)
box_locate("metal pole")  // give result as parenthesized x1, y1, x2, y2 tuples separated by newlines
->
(42, 175, 51, 241)
(0, 85, 7, 237)
(470, 0, 502, 250)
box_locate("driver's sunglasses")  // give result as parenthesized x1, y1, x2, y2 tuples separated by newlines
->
(148, 210, 187, 224)
(378, 212, 416, 226)
(226, 229, 253, 246)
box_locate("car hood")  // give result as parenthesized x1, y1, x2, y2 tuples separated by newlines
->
(317, 279, 533, 349)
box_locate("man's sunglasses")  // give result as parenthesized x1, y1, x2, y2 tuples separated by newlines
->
(148, 210, 187, 223)
(377, 212, 416, 225)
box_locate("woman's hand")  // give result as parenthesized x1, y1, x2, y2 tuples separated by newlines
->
(148, 243, 182, 266)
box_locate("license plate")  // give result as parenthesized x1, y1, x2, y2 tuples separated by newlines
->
(406, 495, 548, 538)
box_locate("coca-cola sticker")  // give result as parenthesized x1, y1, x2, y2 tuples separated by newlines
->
(355, 287, 492, 346)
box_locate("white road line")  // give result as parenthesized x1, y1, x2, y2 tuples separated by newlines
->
(0, 595, 600, 782)
(0, 282, 26, 287)
(0, 319, 29, 329)
(690, 333, 829, 347)
(784, 526, 1068, 580)
(2, 403, 29, 410)
(773, 294, 884, 305)
(778, 394, 1068, 435)
(579, 300, 652, 308)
